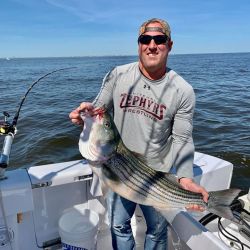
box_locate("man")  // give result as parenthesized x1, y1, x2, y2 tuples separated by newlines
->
(70, 18, 208, 250)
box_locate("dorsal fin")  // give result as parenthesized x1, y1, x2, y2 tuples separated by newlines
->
(116, 141, 149, 163)
(116, 141, 181, 188)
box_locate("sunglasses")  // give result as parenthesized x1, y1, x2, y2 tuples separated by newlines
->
(138, 35, 169, 45)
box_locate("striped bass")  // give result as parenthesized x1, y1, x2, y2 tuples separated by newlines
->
(79, 107, 241, 221)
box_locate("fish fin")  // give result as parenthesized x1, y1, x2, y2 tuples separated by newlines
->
(208, 188, 241, 206)
(100, 183, 109, 198)
(207, 206, 236, 222)
(207, 188, 241, 221)
(156, 207, 183, 223)
(117, 141, 148, 162)
(131, 152, 148, 163)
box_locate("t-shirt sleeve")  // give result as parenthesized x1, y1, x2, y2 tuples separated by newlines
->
(92, 68, 117, 110)
(172, 86, 195, 179)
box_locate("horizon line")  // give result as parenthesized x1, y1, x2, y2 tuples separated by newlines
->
(1, 51, 249, 60)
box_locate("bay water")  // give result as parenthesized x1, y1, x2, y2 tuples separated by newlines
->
(0, 53, 249, 191)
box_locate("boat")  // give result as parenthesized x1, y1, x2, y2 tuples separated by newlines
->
(0, 151, 249, 250)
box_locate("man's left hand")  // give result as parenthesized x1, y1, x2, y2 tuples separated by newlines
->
(179, 177, 209, 212)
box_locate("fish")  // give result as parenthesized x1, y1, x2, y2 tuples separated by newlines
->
(79, 107, 241, 222)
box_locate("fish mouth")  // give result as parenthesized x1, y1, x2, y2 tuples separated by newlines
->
(92, 106, 106, 116)
(80, 106, 106, 117)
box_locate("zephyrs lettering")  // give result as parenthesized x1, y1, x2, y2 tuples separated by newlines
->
(119, 93, 166, 120)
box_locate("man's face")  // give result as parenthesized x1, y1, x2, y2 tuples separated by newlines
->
(138, 22, 172, 75)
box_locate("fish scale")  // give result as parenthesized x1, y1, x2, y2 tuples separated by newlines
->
(108, 155, 168, 204)
(79, 109, 241, 221)
(106, 143, 205, 208)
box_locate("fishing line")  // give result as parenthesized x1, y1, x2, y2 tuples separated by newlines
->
(0, 66, 77, 170)
(12, 67, 77, 127)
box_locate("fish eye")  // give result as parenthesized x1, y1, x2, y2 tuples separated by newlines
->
(104, 121, 111, 128)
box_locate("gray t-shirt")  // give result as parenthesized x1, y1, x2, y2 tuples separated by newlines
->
(93, 62, 195, 179)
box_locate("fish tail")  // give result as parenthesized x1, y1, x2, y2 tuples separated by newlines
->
(207, 188, 241, 222)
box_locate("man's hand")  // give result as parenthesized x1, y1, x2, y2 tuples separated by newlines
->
(69, 102, 94, 125)
(179, 177, 209, 212)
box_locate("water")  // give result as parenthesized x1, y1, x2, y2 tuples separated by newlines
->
(0, 53, 249, 191)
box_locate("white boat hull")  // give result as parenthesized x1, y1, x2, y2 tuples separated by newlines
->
(0, 152, 249, 250)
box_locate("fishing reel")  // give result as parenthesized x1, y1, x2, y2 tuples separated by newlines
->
(0, 112, 14, 135)
(0, 111, 16, 176)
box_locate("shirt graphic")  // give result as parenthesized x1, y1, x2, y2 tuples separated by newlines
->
(119, 93, 166, 121)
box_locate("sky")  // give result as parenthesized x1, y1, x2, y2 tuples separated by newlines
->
(1, 0, 250, 58)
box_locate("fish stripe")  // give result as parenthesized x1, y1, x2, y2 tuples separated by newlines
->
(108, 152, 204, 207)
(118, 148, 203, 203)
(108, 157, 167, 203)
(80, 110, 241, 219)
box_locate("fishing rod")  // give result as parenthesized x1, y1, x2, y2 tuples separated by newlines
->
(0, 67, 76, 179)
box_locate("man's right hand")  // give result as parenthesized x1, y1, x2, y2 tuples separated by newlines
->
(69, 102, 94, 125)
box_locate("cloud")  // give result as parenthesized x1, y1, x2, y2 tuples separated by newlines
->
(45, 0, 149, 24)
(45, 0, 123, 22)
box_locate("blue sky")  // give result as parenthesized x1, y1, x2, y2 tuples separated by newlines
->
(1, 0, 250, 58)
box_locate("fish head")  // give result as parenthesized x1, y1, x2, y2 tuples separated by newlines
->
(79, 107, 119, 163)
